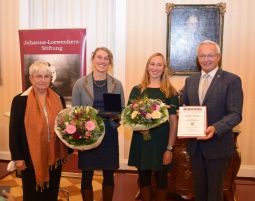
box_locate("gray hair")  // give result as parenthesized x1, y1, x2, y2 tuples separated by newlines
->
(197, 40, 221, 55)
(29, 60, 51, 76)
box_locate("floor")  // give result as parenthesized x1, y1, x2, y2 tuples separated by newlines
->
(0, 171, 255, 201)
(0, 171, 140, 201)
(0, 161, 9, 180)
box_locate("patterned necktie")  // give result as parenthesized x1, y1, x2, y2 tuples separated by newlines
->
(200, 74, 210, 104)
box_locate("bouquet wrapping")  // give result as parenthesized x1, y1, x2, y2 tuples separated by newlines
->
(54, 106, 105, 150)
(121, 96, 169, 140)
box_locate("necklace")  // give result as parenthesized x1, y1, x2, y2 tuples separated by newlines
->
(93, 79, 107, 88)
(92, 73, 107, 88)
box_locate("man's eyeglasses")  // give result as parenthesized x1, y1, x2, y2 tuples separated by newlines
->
(198, 54, 219, 59)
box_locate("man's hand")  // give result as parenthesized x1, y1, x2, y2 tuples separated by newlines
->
(197, 126, 216, 140)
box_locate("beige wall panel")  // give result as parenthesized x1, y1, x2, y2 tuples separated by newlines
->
(125, 0, 255, 169)
(0, 0, 21, 159)
(222, 1, 255, 165)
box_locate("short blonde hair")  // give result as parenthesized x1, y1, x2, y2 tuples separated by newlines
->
(29, 60, 51, 76)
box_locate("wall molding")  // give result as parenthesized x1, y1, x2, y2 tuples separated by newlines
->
(237, 165, 255, 178)
(0, 151, 11, 160)
(2, 152, 254, 178)
(120, 158, 255, 178)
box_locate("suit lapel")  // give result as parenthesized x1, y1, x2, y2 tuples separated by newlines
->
(193, 73, 201, 105)
(202, 69, 223, 104)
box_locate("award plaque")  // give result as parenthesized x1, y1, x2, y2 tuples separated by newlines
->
(177, 106, 207, 137)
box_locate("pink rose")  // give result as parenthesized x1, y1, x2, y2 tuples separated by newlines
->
(146, 113, 152, 119)
(152, 104, 160, 111)
(65, 124, 76, 134)
(85, 120, 96, 131)
(132, 103, 139, 109)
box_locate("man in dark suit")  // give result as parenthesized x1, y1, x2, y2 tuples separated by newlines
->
(182, 40, 243, 201)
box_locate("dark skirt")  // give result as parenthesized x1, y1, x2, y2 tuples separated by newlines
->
(128, 122, 173, 170)
(78, 119, 119, 170)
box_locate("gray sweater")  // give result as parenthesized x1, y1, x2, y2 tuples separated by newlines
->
(72, 72, 125, 107)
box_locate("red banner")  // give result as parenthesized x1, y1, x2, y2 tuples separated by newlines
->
(19, 28, 86, 103)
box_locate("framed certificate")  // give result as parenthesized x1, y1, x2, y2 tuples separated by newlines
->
(177, 106, 207, 137)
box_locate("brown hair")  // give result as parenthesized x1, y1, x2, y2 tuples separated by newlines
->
(139, 53, 177, 98)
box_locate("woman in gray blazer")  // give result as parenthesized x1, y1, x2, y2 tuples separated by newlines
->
(72, 47, 125, 201)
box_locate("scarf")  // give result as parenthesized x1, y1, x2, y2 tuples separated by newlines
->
(24, 88, 68, 190)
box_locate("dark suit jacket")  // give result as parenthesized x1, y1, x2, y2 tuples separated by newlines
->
(182, 69, 243, 159)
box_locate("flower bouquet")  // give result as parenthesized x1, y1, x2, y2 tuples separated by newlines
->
(54, 106, 105, 150)
(121, 96, 169, 140)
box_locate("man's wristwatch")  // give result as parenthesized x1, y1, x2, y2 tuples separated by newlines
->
(166, 145, 174, 152)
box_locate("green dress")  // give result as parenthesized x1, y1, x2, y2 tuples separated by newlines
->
(128, 86, 179, 170)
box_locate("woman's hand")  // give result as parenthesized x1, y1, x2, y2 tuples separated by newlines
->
(15, 160, 27, 171)
(163, 150, 173, 165)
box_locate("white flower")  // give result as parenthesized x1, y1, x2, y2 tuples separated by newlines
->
(151, 111, 162, 119)
(131, 111, 140, 119)
(86, 106, 90, 113)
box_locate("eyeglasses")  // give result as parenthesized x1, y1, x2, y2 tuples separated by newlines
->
(95, 55, 110, 62)
(33, 75, 51, 80)
(198, 54, 219, 59)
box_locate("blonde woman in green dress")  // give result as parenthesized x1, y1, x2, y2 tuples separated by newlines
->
(128, 53, 179, 201)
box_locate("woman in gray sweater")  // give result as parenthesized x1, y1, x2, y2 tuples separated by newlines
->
(72, 47, 125, 201)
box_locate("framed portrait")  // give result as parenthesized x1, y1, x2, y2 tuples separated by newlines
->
(166, 3, 226, 75)
(23, 54, 81, 104)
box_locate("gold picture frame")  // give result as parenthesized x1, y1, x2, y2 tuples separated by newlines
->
(166, 3, 226, 75)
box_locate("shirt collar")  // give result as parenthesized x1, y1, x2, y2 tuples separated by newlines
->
(21, 86, 32, 96)
(201, 67, 219, 78)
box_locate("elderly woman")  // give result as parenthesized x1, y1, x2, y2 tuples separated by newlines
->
(9, 61, 69, 201)
(72, 47, 125, 201)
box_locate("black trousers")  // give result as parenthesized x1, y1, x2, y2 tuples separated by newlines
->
(191, 146, 231, 201)
(21, 165, 62, 201)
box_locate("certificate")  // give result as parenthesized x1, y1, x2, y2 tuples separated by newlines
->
(177, 106, 207, 137)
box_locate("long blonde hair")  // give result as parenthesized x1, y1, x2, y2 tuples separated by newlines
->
(139, 53, 177, 98)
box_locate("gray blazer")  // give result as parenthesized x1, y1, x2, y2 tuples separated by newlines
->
(72, 72, 125, 108)
(182, 69, 243, 159)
